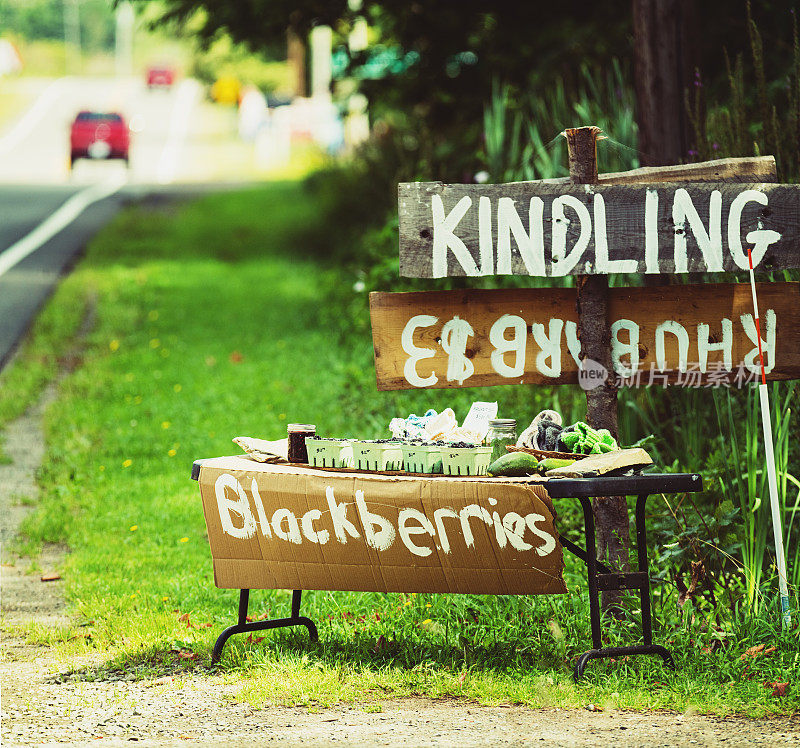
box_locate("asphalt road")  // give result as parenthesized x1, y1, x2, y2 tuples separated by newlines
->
(0, 75, 249, 369)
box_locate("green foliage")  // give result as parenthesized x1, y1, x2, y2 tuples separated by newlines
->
(687, 2, 800, 180)
(483, 60, 639, 183)
(0, 0, 115, 53)
(189, 34, 292, 93)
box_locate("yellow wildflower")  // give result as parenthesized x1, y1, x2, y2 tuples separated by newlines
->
(161, 421, 170, 429)
(122, 459, 132, 468)
(149, 338, 160, 349)
(180, 537, 189, 543)
(109, 339, 120, 352)
(168, 449, 177, 457)
(130, 525, 138, 532)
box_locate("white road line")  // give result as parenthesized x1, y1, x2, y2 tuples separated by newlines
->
(0, 174, 127, 279)
(0, 77, 68, 157)
(157, 79, 200, 184)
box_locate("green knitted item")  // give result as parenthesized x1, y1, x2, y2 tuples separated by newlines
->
(558, 422, 618, 454)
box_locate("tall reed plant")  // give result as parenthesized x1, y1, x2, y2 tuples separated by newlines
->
(482, 59, 638, 182)
(713, 383, 800, 610)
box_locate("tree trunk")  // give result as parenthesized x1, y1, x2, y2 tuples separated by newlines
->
(287, 28, 307, 98)
(632, 0, 696, 167)
(566, 126, 630, 613)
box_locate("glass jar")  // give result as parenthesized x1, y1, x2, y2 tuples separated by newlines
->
(486, 418, 518, 462)
(287, 423, 316, 463)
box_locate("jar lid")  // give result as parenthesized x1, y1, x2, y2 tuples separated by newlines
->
(287, 423, 316, 431)
(488, 418, 516, 427)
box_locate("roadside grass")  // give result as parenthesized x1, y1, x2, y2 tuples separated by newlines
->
(2, 179, 798, 717)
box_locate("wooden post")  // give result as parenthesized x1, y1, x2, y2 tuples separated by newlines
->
(287, 27, 307, 98)
(566, 126, 630, 612)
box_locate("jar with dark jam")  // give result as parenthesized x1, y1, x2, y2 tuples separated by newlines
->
(287, 423, 316, 463)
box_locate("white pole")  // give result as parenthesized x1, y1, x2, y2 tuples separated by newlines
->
(63, 0, 81, 75)
(747, 247, 792, 627)
(115, 2, 135, 78)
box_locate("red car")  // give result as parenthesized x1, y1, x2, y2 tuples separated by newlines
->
(146, 66, 175, 89)
(69, 111, 130, 168)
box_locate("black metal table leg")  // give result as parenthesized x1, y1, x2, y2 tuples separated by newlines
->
(571, 493, 675, 680)
(211, 589, 318, 663)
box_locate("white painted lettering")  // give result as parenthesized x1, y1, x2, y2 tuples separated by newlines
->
(325, 486, 361, 544)
(655, 319, 690, 372)
(594, 193, 637, 273)
(459, 504, 493, 548)
(431, 195, 479, 277)
(440, 316, 475, 385)
(551, 195, 592, 276)
(531, 318, 564, 378)
(644, 188, 659, 273)
(250, 478, 272, 537)
(401, 314, 438, 387)
(301, 509, 330, 545)
(489, 314, 527, 378)
(478, 195, 494, 274)
(271, 508, 302, 544)
(611, 319, 640, 376)
(497, 197, 545, 276)
(502, 511, 534, 552)
(525, 513, 556, 557)
(215, 474, 257, 540)
(355, 490, 395, 551)
(672, 188, 723, 272)
(564, 320, 582, 366)
(741, 308, 776, 374)
(727, 189, 781, 270)
(433, 507, 459, 554)
(697, 319, 733, 372)
(398, 508, 435, 557)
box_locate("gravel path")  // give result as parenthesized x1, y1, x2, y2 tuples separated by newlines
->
(1, 379, 799, 747)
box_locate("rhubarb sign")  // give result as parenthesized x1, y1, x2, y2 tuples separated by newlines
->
(368, 284, 800, 390)
(398, 182, 800, 277)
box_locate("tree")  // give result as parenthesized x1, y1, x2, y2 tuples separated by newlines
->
(133, 0, 629, 178)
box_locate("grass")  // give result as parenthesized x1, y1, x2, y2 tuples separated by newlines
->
(2, 178, 798, 717)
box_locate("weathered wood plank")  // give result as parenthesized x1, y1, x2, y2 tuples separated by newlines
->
(369, 283, 800, 390)
(398, 181, 800, 278)
(534, 155, 777, 186)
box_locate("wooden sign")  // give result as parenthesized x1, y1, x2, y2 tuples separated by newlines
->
(369, 283, 800, 390)
(398, 181, 800, 278)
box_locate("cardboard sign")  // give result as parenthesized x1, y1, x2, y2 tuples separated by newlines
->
(369, 282, 800, 390)
(398, 182, 800, 278)
(197, 457, 566, 595)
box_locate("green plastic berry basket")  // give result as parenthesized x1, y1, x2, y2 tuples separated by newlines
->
(352, 441, 403, 471)
(305, 438, 340, 468)
(440, 445, 493, 476)
(401, 443, 443, 474)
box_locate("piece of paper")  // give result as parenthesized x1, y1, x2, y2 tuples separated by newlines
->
(545, 448, 653, 476)
(232, 436, 288, 462)
(461, 401, 498, 440)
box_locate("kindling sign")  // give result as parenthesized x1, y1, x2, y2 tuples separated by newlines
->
(398, 182, 800, 278)
(368, 283, 800, 390)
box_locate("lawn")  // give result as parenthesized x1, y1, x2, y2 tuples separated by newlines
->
(3, 179, 798, 717)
